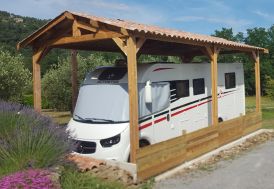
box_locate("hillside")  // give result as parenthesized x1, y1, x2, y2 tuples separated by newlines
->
(0, 10, 68, 74)
(0, 11, 48, 51)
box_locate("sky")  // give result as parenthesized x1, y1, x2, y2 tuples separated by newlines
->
(1, 0, 274, 35)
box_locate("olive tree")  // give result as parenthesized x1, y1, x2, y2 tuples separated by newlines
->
(0, 49, 31, 102)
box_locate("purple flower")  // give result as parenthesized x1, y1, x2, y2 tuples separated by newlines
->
(0, 169, 59, 189)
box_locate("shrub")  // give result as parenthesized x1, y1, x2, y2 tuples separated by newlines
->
(0, 101, 73, 176)
(0, 49, 31, 102)
(42, 53, 112, 111)
(0, 169, 59, 189)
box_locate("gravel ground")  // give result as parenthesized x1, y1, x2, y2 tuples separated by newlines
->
(155, 135, 274, 189)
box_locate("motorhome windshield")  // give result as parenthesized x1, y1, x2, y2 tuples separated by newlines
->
(73, 84, 129, 123)
(73, 82, 170, 123)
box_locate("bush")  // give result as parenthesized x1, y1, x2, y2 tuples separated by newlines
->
(0, 101, 73, 176)
(0, 169, 58, 189)
(0, 49, 31, 102)
(42, 53, 112, 111)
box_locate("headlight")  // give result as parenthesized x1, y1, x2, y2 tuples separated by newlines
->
(100, 134, 121, 147)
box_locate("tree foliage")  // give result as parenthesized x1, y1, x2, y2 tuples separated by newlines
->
(0, 49, 31, 102)
(212, 27, 274, 96)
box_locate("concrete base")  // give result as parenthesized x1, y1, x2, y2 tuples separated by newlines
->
(155, 129, 274, 182)
(105, 159, 137, 182)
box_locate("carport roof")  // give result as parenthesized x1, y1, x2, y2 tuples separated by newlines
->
(17, 11, 268, 54)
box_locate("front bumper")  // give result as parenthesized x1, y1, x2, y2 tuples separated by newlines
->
(72, 127, 130, 162)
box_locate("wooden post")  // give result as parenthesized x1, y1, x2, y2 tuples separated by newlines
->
(32, 50, 42, 112)
(71, 50, 78, 112)
(126, 36, 139, 163)
(254, 51, 261, 112)
(205, 46, 220, 126)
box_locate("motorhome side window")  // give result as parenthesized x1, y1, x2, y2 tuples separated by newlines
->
(225, 72, 236, 89)
(193, 78, 205, 95)
(170, 80, 189, 102)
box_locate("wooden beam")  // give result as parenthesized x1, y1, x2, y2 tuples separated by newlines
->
(71, 50, 78, 112)
(126, 36, 139, 163)
(136, 38, 146, 53)
(75, 20, 98, 33)
(50, 31, 125, 47)
(253, 51, 261, 112)
(113, 37, 127, 56)
(17, 13, 69, 49)
(32, 48, 43, 112)
(205, 45, 220, 126)
(72, 20, 81, 37)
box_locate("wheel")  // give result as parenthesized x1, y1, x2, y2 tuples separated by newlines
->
(218, 117, 223, 123)
(139, 139, 150, 148)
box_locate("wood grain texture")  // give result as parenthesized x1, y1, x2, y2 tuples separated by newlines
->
(136, 113, 262, 180)
(126, 36, 139, 163)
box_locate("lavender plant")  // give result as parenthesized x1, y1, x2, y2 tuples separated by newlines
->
(0, 100, 73, 176)
(0, 169, 59, 189)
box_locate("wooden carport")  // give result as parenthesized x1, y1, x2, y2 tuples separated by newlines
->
(17, 11, 268, 176)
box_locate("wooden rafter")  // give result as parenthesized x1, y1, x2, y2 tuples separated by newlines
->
(113, 37, 127, 56)
(75, 20, 98, 33)
(136, 38, 146, 53)
(17, 11, 73, 50)
(50, 31, 125, 47)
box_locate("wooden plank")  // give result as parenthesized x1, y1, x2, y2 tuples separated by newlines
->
(137, 134, 186, 159)
(187, 132, 219, 148)
(136, 113, 263, 180)
(71, 50, 78, 112)
(137, 150, 186, 180)
(186, 126, 217, 142)
(126, 36, 139, 163)
(187, 136, 219, 160)
(218, 116, 244, 146)
(137, 140, 186, 172)
(244, 123, 261, 135)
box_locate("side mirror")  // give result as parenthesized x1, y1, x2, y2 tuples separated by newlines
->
(145, 80, 152, 103)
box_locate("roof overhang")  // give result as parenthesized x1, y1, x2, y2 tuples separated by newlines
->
(17, 11, 269, 56)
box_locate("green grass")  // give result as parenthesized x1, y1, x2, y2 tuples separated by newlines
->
(60, 167, 126, 189)
(42, 109, 71, 125)
(60, 165, 154, 189)
(246, 96, 274, 129)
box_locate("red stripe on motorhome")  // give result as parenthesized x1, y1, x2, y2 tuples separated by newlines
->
(139, 122, 152, 130)
(154, 117, 166, 124)
(139, 91, 234, 130)
(171, 100, 211, 117)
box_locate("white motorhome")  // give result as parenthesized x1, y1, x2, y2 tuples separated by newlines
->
(67, 62, 245, 162)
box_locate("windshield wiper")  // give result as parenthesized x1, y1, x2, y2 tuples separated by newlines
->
(86, 118, 115, 123)
(74, 115, 115, 123)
